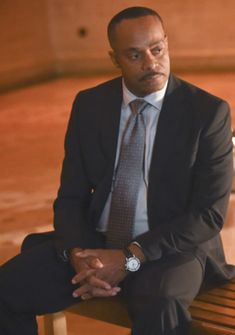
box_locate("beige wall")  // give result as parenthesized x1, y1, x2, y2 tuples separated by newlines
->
(0, 0, 234, 90)
(48, 0, 235, 75)
(0, 0, 55, 90)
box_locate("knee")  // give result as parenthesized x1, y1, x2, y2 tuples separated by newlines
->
(21, 233, 40, 252)
(0, 268, 12, 309)
(21, 231, 54, 252)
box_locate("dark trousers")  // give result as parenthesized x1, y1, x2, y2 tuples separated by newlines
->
(0, 232, 203, 335)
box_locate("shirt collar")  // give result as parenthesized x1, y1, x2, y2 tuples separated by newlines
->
(122, 79, 168, 111)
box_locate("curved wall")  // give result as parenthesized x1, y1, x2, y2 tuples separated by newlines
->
(0, 0, 234, 90)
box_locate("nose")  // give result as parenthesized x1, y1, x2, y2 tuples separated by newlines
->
(142, 50, 157, 72)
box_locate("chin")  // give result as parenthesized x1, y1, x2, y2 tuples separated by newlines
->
(142, 78, 167, 95)
(139, 85, 163, 97)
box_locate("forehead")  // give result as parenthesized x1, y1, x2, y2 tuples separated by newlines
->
(112, 15, 165, 50)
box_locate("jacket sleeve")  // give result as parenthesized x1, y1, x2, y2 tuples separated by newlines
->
(53, 94, 96, 254)
(135, 100, 233, 261)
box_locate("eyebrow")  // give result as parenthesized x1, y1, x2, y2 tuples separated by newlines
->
(124, 39, 165, 53)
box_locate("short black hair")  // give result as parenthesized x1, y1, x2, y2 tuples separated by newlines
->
(107, 6, 164, 47)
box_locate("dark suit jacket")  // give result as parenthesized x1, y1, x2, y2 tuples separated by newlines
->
(54, 74, 235, 284)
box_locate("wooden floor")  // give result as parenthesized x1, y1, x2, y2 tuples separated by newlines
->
(0, 72, 235, 335)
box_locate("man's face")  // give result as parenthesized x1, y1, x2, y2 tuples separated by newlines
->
(109, 15, 170, 97)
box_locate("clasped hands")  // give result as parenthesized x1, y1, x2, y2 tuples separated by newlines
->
(70, 248, 127, 300)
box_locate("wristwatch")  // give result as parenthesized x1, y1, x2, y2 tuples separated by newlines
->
(123, 246, 141, 272)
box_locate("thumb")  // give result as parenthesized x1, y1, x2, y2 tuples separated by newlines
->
(90, 257, 104, 269)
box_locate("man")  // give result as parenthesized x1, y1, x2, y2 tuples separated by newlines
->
(0, 6, 235, 335)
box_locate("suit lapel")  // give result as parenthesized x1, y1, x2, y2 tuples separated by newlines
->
(99, 77, 123, 173)
(148, 75, 192, 199)
(97, 78, 123, 192)
(88, 78, 123, 223)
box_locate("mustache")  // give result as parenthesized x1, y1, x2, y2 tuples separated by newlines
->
(140, 72, 162, 81)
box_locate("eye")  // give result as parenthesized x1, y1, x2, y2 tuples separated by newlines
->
(152, 47, 163, 56)
(127, 50, 141, 61)
(128, 51, 141, 60)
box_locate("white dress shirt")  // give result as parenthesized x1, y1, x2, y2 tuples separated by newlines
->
(97, 79, 168, 238)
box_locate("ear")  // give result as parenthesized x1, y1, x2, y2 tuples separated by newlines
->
(108, 50, 120, 68)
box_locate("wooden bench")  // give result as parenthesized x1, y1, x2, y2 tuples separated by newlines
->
(44, 279, 235, 335)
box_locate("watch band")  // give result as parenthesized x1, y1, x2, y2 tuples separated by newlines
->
(60, 249, 70, 262)
(123, 246, 133, 259)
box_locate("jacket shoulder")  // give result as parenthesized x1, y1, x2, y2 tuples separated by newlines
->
(68, 76, 122, 126)
(168, 75, 231, 133)
(173, 75, 228, 106)
(76, 76, 122, 101)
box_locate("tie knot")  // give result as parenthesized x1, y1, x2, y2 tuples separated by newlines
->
(129, 99, 148, 115)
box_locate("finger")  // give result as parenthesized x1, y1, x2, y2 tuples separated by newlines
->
(76, 249, 98, 258)
(73, 284, 121, 299)
(73, 283, 91, 298)
(81, 293, 93, 300)
(90, 286, 121, 298)
(87, 275, 111, 290)
(74, 252, 103, 269)
(90, 258, 103, 269)
(72, 268, 96, 284)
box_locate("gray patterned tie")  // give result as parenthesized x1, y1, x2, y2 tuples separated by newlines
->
(106, 99, 148, 249)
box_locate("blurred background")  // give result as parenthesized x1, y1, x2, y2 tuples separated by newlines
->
(0, 0, 235, 90)
(0, 1, 235, 334)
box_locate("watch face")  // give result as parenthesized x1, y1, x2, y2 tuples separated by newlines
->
(126, 256, 141, 272)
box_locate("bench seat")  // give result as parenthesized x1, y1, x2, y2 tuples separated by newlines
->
(44, 279, 235, 335)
